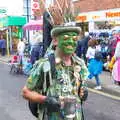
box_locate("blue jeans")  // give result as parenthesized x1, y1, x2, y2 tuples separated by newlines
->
(95, 75, 101, 86)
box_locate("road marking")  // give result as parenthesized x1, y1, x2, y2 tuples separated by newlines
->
(88, 88, 120, 101)
(0, 61, 9, 65)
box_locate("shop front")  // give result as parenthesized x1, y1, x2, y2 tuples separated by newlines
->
(76, 8, 120, 32)
(0, 16, 26, 56)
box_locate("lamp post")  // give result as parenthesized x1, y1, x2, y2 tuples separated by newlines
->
(26, 0, 30, 43)
(26, 0, 29, 22)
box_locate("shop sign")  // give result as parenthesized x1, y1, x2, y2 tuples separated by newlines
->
(32, 0, 39, 10)
(31, 0, 40, 15)
(106, 12, 120, 18)
(76, 15, 87, 22)
(76, 8, 120, 22)
(92, 15, 100, 20)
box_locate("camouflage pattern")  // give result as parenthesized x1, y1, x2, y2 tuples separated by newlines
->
(26, 54, 88, 120)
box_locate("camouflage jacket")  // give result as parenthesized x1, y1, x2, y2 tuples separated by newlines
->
(26, 54, 88, 120)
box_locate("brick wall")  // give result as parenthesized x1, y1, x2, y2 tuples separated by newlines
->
(73, 0, 120, 13)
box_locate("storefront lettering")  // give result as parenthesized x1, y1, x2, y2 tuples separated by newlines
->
(92, 16, 100, 20)
(76, 15, 87, 22)
(106, 12, 120, 17)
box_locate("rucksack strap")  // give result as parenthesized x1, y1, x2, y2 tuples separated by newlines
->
(48, 53, 56, 79)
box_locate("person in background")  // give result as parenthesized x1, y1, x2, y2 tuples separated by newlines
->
(0, 36, 6, 56)
(22, 26, 89, 120)
(30, 31, 43, 65)
(17, 39, 25, 56)
(112, 38, 120, 85)
(17, 38, 25, 64)
(87, 39, 103, 90)
(81, 32, 91, 64)
(86, 39, 97, 63)
(76, 32, 84, 58)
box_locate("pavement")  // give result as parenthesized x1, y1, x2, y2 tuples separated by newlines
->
(0, 55, 120, 98)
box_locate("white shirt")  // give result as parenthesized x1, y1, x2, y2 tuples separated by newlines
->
(86, 47, 96, 59)
(17, 41, 25, 55)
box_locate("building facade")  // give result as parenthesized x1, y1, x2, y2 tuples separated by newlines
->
(73, 0, 120, 13)
(72, 0, 120, 32)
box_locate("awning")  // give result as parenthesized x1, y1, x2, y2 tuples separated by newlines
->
(0, 16, 26, 27)
(23, 19, 43, 30)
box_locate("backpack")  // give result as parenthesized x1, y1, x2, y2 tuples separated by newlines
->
(28, 53, 56, 118)
(94, 51, 103, 61)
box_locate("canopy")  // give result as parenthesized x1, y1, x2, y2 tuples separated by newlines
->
(23, 19, 43, 30)
(0, 16, 26, 27)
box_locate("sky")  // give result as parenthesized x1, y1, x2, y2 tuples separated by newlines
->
(0, 0, 23, 16)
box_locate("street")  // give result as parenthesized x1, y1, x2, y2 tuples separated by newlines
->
(0, 62, 120, 120)
(0, 63, 35, 120)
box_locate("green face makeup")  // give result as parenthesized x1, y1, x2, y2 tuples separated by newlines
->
(57, 32, 78, 55)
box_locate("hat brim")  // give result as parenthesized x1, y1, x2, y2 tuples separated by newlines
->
(51, 26, 81, 37)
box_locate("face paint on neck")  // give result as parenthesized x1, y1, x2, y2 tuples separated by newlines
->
(57, 32, 78, 55)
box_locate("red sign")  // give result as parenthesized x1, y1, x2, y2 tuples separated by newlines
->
(31, 0, 39, 10)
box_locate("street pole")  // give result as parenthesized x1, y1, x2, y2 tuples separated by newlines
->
(26, 0, 29, 22)
(26, 0, 30, 43)
(6, 29, 10, 56)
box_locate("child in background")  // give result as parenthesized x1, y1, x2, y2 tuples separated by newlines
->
(86, 39, 97, 64)
(88, 51, 103, 90)
(87, 39, 103, 90)
(9, 54, 19, 64)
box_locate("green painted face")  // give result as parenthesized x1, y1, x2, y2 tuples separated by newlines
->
(57, 32, 78, 55)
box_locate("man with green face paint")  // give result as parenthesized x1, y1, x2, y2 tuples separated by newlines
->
(22, 26, 89, 120)
(58, 32, 77, 55)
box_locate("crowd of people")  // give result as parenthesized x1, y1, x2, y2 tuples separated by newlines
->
(76, 30, 120, 87)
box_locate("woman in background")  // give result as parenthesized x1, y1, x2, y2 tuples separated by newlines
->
(112, 38, 120, 85)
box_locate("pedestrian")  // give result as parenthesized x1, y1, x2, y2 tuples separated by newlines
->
(17, 38, 25, 63)
(30, 44, 43, 65)
(112, 38, 120, 85)
(22, 26, 89, 120)
(30, 31, 44, 65)
(0, 36, 6, 56)
(81, 32, 91, 64)
(86, 39, 97, 63)
(87, 39, 103, 90)
(17, 38, 25, 57)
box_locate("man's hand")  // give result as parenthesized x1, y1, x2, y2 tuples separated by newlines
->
(44, 96, 61, 112)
